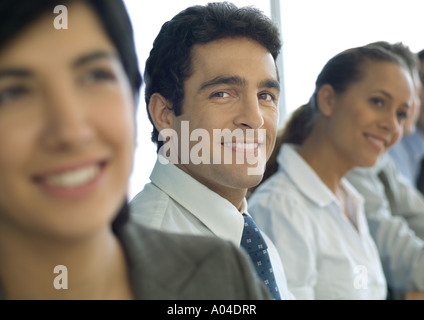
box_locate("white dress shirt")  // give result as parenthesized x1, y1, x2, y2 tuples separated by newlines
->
(129, 155, 295, 300)
(248, 144, 387, 300)
(346, 153, 424, 297)
(347, 153, 424, 240)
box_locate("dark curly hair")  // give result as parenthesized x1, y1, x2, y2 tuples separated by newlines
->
(144, 2, 282, 151)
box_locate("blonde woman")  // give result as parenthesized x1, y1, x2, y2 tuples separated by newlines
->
(248, 44, 414, 299)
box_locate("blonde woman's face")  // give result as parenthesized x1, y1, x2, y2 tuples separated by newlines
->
(0, 2, 136, 240)
(325, 61, 413, 168)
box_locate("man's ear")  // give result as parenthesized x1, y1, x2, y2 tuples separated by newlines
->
(316, 84, 336, 117)
(148, 93, 175, 132)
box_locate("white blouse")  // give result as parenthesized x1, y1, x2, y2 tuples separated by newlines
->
(248, 144, 387, 300)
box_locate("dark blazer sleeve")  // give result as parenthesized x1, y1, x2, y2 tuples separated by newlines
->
(218, 241, 273, 300)
(177, 239, 272, 300)
(116, 219, 271, 300)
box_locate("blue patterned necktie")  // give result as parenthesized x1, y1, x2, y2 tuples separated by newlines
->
(240, 215, 281, 300)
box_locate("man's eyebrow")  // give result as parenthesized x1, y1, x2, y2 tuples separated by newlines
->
(199, 76, 247, 92)
(259, 79, 280, 92)
(72, 50, 119, 68)
(198, 75, 280, 94)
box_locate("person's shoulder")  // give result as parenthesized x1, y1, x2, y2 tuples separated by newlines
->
(129, 182, 174, 226)
(117, 220, 271, 300)
(126, 219, 225, 251)
(130, 182, 169, 209)
(249, 168, 305, 213)
(124, 220, 244, 268)
(251, 169, 294, 200)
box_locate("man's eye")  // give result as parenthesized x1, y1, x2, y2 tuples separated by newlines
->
(259, 92, 275, 102)
(211, 91, 230, 98)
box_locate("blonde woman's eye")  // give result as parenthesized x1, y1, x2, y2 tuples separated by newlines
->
(397, 110, 408, 120)
(370, 97, 383, 106)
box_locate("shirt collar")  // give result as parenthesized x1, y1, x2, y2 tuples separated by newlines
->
(150, 155, 245, 244)
(277, 144, 336, 207)
(276, 143, 364, 213)
(373, 152, 391, 172)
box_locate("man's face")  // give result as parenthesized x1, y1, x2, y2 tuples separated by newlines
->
(169, 37, 279, 203)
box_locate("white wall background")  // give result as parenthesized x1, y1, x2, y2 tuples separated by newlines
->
(124, 0, 424, 200)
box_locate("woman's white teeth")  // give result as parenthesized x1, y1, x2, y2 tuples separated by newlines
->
(367, 136, 384, 148)
(44, 166, 99, 188)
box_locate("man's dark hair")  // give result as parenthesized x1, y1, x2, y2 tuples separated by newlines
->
(144, 2, 282, 151)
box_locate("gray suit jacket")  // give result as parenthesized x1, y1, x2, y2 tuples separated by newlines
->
(115, 219, 271, 299)
(0, 219, 270, 300)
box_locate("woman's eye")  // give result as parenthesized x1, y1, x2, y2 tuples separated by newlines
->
(0, 86, 29, 106)
(81, 69, 116, 84)
(397, 110, 408, 120)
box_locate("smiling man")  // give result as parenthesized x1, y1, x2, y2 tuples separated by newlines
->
(129, 2, 294, 300)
